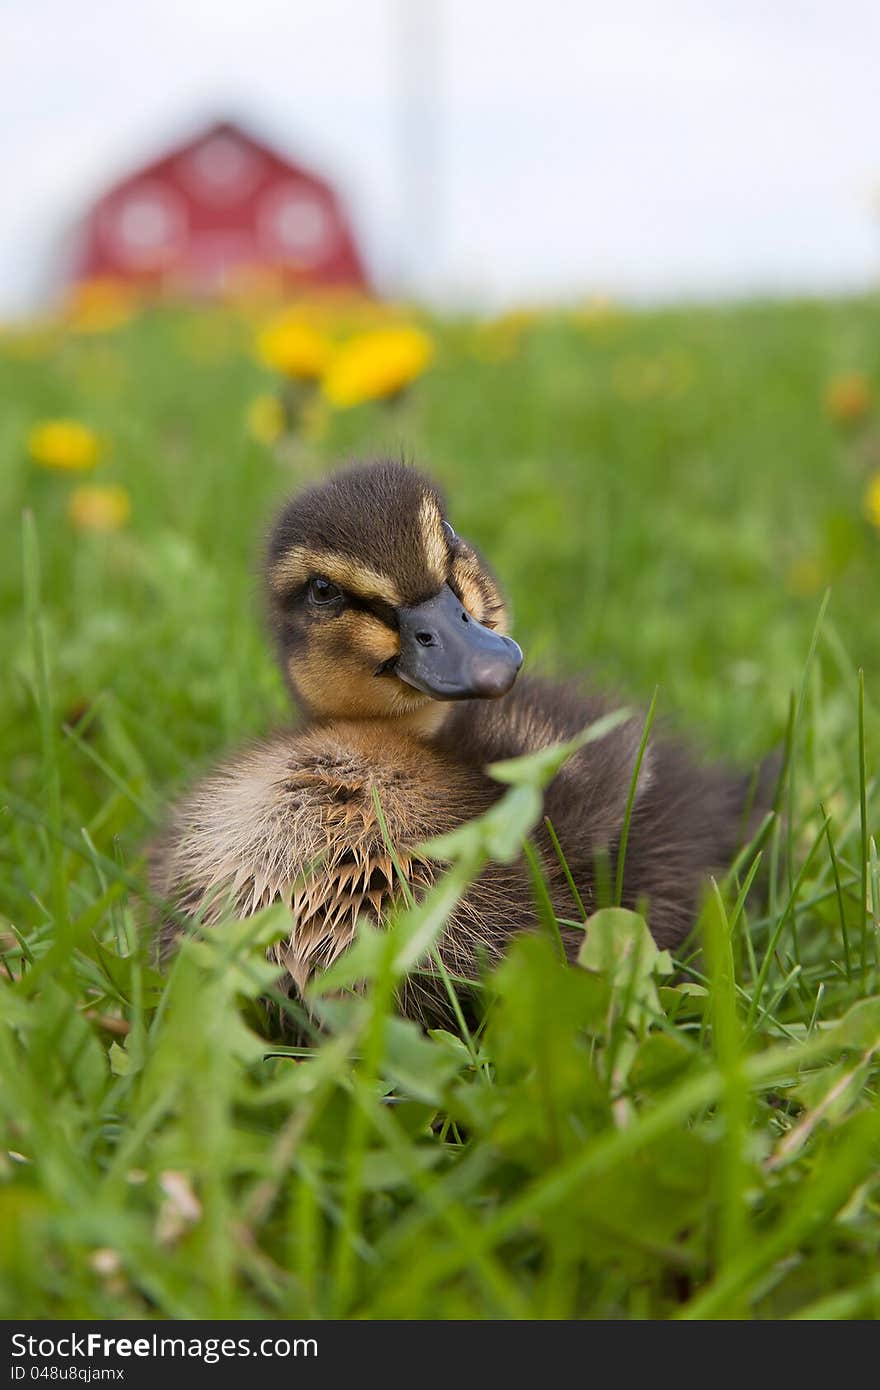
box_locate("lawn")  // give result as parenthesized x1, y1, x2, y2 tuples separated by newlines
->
(1, 288, 879, 1319)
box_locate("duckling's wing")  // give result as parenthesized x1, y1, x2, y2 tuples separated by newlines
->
(437, 674, 777, 952)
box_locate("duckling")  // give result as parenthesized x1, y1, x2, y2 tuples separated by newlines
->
(150, 459, 771, 1023)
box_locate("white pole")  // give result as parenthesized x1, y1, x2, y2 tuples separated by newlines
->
(395, 0, 441, 300)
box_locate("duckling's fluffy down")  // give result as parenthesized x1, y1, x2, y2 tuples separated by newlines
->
(151, 676, 771, 1023)
(149, 720, 536, 1020)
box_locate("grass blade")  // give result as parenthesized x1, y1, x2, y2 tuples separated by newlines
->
(614, 686, 658, 907)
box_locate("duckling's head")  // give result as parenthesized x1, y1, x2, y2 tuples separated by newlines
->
(266, 460, 523, 729)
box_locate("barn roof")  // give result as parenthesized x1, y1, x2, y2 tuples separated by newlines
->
(70, 117, 368, 293)
(104, 119, 334, 198)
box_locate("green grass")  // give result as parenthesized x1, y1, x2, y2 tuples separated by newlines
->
(1, 293, 879, 1319)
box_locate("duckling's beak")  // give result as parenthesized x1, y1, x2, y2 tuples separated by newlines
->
(395, 584, 523, 700)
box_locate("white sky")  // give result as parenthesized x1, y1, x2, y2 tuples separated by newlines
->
(2, 0, 879, 312)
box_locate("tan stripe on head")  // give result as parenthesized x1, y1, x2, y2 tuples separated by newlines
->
(270, 545, 402, 607)
(452, 546, 509, 632)
(418, 495, 449, 585)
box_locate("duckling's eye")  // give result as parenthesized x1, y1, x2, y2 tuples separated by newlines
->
(308, 576, 342, 606)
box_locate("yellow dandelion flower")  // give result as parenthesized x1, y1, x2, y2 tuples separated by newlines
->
(64, 278, 139, 334)
(322, 326, 434, 409)
(257, 314, 332, 381)
(824, 372, 873, 426)
(68, 485, 131, 533)
(865, 472, 880, 530)
(28, 420, 101, 471)
(246, 393, 286, 445)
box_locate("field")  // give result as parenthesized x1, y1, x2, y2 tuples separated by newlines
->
(2, 288, 880, 1319)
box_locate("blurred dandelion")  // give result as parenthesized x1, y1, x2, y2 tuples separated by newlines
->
(865, 472, 880, 530)
(257, 313, 332, 381)
(245, 393, 286, 445)
(28, 420, 101, 471)
(322, 325, 434, 408)
(824, 372, 873, 426)
(64, 277, 139, 334)
(68, 485, 131, 532)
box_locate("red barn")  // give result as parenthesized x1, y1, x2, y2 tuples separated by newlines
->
(70, 119, 369, 295)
